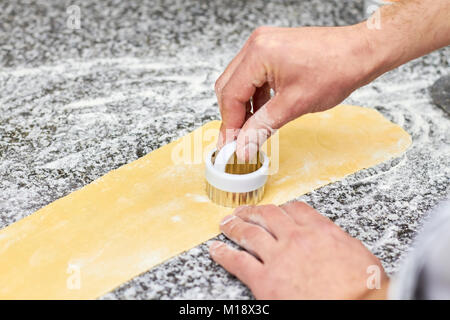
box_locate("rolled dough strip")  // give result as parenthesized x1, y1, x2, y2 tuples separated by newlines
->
(0, 105, 411, 299)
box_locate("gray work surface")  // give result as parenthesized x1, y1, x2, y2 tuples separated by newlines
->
(0, 0, 449, 299)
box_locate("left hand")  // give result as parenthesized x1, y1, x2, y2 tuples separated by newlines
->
(209, 202, 389, 299)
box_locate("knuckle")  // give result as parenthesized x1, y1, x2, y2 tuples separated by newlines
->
(249, 27, 271, 49)
(282, 201, 299, 211)
(214, 77, 224, 94)
(289, 201, 313, 213)
(249, 26, 281, 55)
(243, 225, 260, 241)
(227, 221, 245, 240)
(251, 26, 272, 39)
(257, 205, 278, 220)
(261, 204, 278, 213)
(219, 84, 233, 102)
(287, 229, 304, 243)
(234, 205, 255, 218)
(320, 219, 340, 234)
(234, 250, 248, 265)
(291, 201, 309, 210)
(251, 36, 266, 51)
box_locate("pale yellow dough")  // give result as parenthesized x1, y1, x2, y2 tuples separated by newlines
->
(0, 105, 411, 299)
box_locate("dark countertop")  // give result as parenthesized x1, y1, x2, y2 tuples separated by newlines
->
(0, 0, 449, 299)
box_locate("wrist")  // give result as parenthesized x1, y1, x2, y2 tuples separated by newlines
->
(348, 22, 397, 87)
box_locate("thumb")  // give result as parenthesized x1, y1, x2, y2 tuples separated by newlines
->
(236, 92, 297, 162)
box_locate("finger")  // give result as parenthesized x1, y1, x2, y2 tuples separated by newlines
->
(236, 89, 300, 161)
(215, 26, 279, 122)
(215, 40, 251, 98)
(215, 26, 280, 99)
(216, 26, 285, 151)
(209, 241, 263, 287)
(217, 123, 240, 151)
(234, 205, 295, 240)
(215, 41, 253, 149)
(219, 214, 277, 262)
(218, 51, 267, 152)
(280, 201, 329, 226)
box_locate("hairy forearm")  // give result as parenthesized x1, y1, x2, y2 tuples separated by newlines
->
(359, 0, 450, 83)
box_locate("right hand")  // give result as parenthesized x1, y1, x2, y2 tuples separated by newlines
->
(215, 25, 380, 161)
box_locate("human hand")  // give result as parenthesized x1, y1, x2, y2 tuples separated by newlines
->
(209, 202, 389, 299)
(215, 25, 379, 161)
(216, 0, 450, 162)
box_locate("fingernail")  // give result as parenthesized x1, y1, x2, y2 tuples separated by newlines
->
(216, 130, 224, 149)
(209, 241, 224, 253)
(236, 144, 245, 162)
(236, 142, 257, 162)
(218, 128, 241, 149)
(245, 142, 258, 162)
(220, 215, 236, 226)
